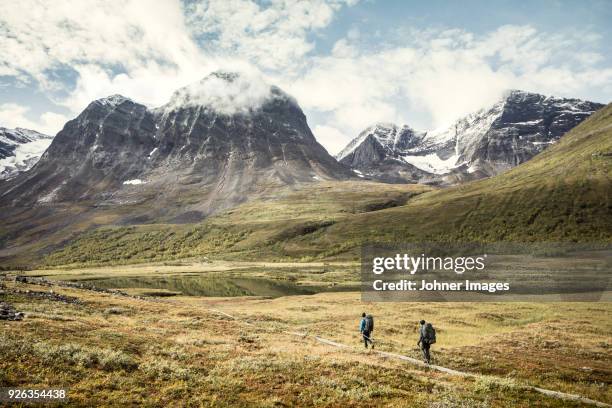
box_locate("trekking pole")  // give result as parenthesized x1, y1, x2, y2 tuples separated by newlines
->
(361, 333, 377, 349)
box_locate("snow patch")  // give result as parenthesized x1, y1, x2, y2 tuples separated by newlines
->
(37, 185, 61, 203)
(467, 164, 479, 174)
(512, 119, 542, 125)
(123, 179, 145, 185)
(97, 94, 132, 107)
(401, 153, 459, 175)
(0, 136, 52, 179)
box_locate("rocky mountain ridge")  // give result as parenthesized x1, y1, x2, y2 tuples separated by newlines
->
(0, 127, 53, 180)
(338, 90, 605, 184)
(0, 72, 351, 222)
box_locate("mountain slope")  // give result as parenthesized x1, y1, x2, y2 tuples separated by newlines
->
(0, 72, 356, 265)
(321, 102, 612, 248)
(0, 72, 351, 217)
(0, 127, 53, 180)
(338, 91, 604, 184)
(336, 123, 431, 183)
(1, 96, 157, 205)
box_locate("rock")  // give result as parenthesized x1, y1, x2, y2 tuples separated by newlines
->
(3, 275, 166, 303)
(0, 302, 24, 321)
(12, 289, 82, 304)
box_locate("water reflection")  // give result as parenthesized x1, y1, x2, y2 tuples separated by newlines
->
(80, 275, 354, 297)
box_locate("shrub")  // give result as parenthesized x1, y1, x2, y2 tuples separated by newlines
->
(32, 342, 137, 371)
(429, 394, 490, 408)
(98, 349, 138, 371)
(140, 359, 192, 381)
(474, 375, 519, 393)
(0, 333, 32, 357)
(103, 307, 131, 315)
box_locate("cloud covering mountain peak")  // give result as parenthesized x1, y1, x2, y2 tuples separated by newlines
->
(164, 70, 282, 115)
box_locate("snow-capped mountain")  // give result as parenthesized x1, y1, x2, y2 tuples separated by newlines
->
(338, 90, 605, 184)
(0, 72, 351, 219)
(0, 127, 53, 180)
(336, 123, 432, 183)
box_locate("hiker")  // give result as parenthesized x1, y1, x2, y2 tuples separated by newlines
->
(359, 312, 374, 349)
(417, 320, 436, 364)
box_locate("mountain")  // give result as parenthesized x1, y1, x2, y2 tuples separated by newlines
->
(0, 127, 53, 180)
(336, 123, 431, 183)
(324, 102, 612, 247)
(38, 103, 612, 267)
(338, 90, 605, 184)
(2, 78, 609, 267)
(0, 72, 351, 219)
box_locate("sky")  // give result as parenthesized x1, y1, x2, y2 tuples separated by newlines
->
(0, 0, 611, 155)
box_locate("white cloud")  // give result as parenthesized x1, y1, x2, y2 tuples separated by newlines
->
(166, 70, 276, 115)
(288, 24, 612, 144)
(0, 0, 205, 86)
(0, 103, 67, 135)
(61, 63, 208, 113)
(313, 125, 352, 155)
(0, 0, 355, 119)
(0, 1, 611, 155)
(186, 0, 355, 73)
(0, 0, 218, 115)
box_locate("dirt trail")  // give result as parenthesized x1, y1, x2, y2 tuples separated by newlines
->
(208, 308, 611, 408)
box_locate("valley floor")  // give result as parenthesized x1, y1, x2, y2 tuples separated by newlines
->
(1, 263, 611, 407)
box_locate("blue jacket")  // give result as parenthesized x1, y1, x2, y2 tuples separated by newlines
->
(359, 318, 366, 332)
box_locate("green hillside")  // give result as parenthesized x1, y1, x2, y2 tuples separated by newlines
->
(38, 182, 430, 266)
(20, 104, 612, 267)
(313, 102, 612, 248)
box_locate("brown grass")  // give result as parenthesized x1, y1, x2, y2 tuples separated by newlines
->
(1, 276, 610, 407)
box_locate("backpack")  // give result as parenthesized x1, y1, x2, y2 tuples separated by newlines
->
(424, 323, 436, 344)
(365, 315, 374, 332)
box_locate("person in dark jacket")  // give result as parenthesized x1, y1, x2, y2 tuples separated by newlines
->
(417, 320, 431, 364)
(359, 312, 374, 348)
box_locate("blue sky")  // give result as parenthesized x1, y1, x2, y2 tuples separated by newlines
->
(1, 0, 611, 154)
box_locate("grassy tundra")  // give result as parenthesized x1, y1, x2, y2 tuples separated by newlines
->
(1, 99, 610, 407)
(1, 264, 610, 407)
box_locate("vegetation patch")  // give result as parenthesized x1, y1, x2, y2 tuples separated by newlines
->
(270, 220, 335, 242)
(31, 342, 138, 371)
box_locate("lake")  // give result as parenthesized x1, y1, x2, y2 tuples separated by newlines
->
(78, 275, 356, 297)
